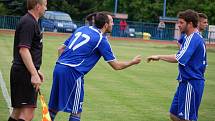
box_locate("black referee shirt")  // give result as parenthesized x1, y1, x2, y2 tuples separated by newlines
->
(12, 12, 43, 70)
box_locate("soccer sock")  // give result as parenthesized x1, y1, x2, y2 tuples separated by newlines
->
(69, 115, 80, 121)
(8, 117, 17, 121)
(49, 109, 57, 121)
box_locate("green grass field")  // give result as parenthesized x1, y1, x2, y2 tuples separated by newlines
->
(0, 32, 215, 121)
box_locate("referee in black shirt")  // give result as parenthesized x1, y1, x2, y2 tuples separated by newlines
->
(8, 0, 47, 121)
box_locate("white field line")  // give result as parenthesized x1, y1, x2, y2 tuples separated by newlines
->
(0, 70, 12, 114)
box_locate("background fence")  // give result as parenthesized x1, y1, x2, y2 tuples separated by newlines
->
(1, 15, 215, 44)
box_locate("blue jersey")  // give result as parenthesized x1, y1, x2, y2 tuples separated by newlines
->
(176, 32, 207, 81)
(57, 26, 116, 74)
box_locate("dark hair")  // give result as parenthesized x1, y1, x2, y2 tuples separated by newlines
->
(86, 11, 113, 26)
(27, 0, 44, 10)
(100, 11, 114, 17)
(198, 13, 208, 19)
(177, 9, 199, 28)
(86, 12, 97, 21)
(94, 13, 109, 29)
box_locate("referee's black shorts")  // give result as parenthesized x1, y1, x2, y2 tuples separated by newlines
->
(10, 64, 38, 108)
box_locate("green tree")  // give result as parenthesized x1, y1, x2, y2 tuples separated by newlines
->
(1, 0, 215, 24)
(0, 3, 8, 15)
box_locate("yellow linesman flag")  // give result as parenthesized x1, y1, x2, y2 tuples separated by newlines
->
(39, 90, 52, 121)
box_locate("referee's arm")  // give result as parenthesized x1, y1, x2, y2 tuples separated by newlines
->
(19, 47, 41, 91)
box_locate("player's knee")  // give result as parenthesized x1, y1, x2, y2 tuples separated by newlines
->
(69, 113, 81, 121)
(71, 112, 81, 117)
(169, 113, 178, 121)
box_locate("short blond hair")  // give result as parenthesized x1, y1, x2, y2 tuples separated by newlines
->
(27, 0, 44, 10)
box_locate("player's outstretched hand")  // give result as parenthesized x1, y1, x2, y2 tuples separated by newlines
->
(146, 55, 160, 63)
(132, 55, 142, 64)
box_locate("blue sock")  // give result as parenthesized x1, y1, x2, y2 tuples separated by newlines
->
(69, 115, 80, 121)
(49, 109, 57, 121)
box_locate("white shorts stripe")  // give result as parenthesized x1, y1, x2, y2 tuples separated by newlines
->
(72, 77, 82, 113)
(62, 77, 81, 112)
(185, 82, 192, 120)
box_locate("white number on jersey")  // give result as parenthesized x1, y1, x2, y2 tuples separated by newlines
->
(68, 32, 90, 51)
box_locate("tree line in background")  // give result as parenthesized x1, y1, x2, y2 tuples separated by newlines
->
(0, 0, 215, 24)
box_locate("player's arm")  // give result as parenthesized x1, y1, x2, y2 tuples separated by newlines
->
(58, 44, 66, 57)
(58, 35, 72, 57)
(108, 55, 141, 70)
(19, 47, 41, 91)
(147, 54, 177, 63)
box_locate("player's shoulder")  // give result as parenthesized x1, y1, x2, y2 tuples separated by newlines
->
(100, 34, 110, 45)
(77, 26, 99, 34)
(190, 32, 205, 45)
(193, 32, 204, 41)
(193, 32, 203, 38)
(75, 26, 88, 32)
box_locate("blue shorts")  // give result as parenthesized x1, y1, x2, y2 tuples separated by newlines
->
(170, 80, 204, 121)
(48, 64, 84, 114)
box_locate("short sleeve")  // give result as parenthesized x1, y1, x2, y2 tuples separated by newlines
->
(97, 37, 116, 62)
(176, 33, 201, 66)
(64, 35, 72, 46)
(18, 21, 35, 48)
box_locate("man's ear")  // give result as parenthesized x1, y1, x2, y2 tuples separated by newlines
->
(34, 3, 40, 10)
(104, 23, 108, 29)
(189, 22, 194, 27)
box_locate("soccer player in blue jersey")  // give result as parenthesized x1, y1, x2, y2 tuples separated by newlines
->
(177, 12, 208, 47)
(197, 13, 208, 34)
(147, 9, 207, 121)
(48, 12, 141, 121)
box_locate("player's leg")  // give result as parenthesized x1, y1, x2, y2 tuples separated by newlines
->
(170, 113, 191, 121)
(169, 85, 180, 121)
(68, 76, 84, 121)
(69, 113, 81, 121)
(48, 64, 61, 121)
(170, 80, 204, 121)
(170, 113, 181, 121)
(169, 85, 191, 121)
(188, 80, 205, 120)
(48, 108, 58, 121)
(49, 64, 84, 121)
